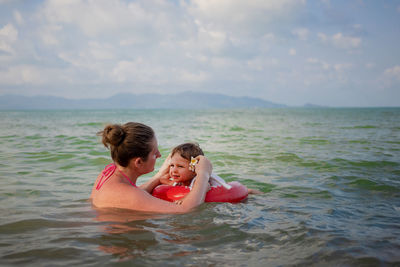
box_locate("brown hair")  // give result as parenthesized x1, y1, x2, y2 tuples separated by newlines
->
(98, 122, 155, 167)
(171, 142, 204, 161)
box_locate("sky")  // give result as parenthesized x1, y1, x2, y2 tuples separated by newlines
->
(0, 0, 399, 107)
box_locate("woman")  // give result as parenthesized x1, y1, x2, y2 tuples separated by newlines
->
(90, 122, 212, 213)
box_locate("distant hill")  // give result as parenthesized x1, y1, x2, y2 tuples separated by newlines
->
(0, 91, 286, 109)
(303, 103, 328, 108)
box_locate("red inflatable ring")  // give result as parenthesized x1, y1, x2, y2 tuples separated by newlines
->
(152, 181, 248, 203)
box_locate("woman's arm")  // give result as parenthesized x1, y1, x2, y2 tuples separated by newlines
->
(118, 156, 212, 213)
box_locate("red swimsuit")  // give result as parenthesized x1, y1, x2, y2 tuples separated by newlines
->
(96, 163, 137, 190)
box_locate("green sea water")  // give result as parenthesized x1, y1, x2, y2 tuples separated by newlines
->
(0, 108, 399, 266)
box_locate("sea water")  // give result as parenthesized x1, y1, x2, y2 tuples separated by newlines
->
(0, 108, 399, 266)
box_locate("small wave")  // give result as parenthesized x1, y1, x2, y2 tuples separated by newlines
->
(331, 158, 399, 168)
(278, 186, 332, 199)
(25, 135, 43, 140)
(348, 140, 370, 144)
(71, 139, 93, 145)
(341, 125, 378, 129)
(55, 135, 76, 140)
(353, 125, 378, 129)
(303, 122, 323, 127)
(275, 153, 302, 163)
(2, 189, 41, 198)
(88, 150, 109, 156)
(35, 153, 75, 162)
(25, 151, 51, 158)
(0, 135, 17, 139)
(90, 157, 112, 166)
(346, 179, 399, 193)
(274, 153, 338, 172)
(16, 171, 31, 175)
(229, 126, 246, 131)
(386, 140, 400, 145)
(299, 138, 331, 145)
(2, 247, 87, 262)
(240, 179, 277, 193)
(0, 219, 84, 234)
(76, 122, 104, 127)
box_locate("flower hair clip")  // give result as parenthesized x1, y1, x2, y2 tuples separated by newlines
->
(189, 157, 198, 172)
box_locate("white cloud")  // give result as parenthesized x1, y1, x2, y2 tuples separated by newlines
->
(366, 63, 375, 69)
(0, 65, 47, 85)
(112, 60, 141, 83)
(332, 33, 361, 49)
(333, 63, 353, 72)
(246, 57, 278, 71)
(178, 69, 208, 83)
(307, 58, 319, 64)
(292, 28, 309, 40)
(303, 58, 356, 88)
(379, 65, 400, 89)
(0, 23, 18, 54)
(38, 0, 183, 42)
(186, 0, 304, 37)
(39, 0, 122, 36)
(32, 0, 307, 86)
(111, 59, 170, 84)
(110, 58, 208, 85)
(36, 0, 169, 51)
(39, 24, 62, 46)
(321, 0, 331, 6)
(13, 10, 24, 25)
(307, 58, 330, 70)
(384, 65, 400, 81)
(317, 33, 328, 42)
(289, 48, 296, 56)
(87, 42, 115, 61)
(318, 32, 361, 50)
(197, 27, 228, 54)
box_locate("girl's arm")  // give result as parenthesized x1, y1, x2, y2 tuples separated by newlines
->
(248, 188, 263, 194)
(139, 175, 162, 193)
(159, 177, 175, 186)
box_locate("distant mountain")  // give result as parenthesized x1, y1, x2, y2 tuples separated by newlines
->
(0, 91, 286, 109)
(303, 103, 329, 108)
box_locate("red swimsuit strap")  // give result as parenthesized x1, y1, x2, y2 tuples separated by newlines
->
(96, 163, 137, 190)
(118, 168, 137, 188)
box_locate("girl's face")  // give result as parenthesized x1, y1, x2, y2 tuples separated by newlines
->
(169, 153, 196, 184)
(142, 137, 161, 173)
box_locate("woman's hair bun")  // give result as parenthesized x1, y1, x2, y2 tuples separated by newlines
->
(97, 122, 155, 167)
(99, 124, 126, 148)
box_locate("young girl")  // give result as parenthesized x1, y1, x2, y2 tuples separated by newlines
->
(160, 142, 261, 194)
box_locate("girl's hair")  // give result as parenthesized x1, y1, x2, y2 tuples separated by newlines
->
(171, 142, 204, 161)
(98, 122, 155, 167)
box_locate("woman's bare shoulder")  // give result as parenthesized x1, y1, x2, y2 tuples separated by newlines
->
(91, 182, 135, 208)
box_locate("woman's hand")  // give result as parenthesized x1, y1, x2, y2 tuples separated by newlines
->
(194, 155, 212, 179)
(155, 153, 171, 181)
(141, 153, 171, 193)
